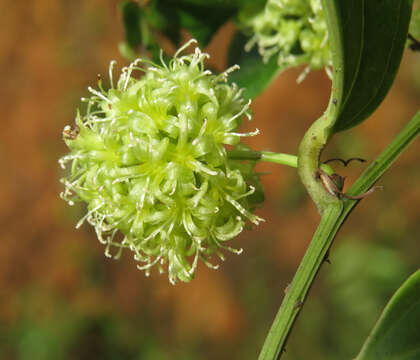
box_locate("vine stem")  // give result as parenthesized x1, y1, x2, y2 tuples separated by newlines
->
(227, 150, 334, 175)
(259, 202, 343, 360)
(257, 111, 420, 360)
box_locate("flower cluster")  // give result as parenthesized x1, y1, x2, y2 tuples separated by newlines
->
(410, 0, 420, 39)
(60, 40, 264, 284)
(238, 0, 331, 82)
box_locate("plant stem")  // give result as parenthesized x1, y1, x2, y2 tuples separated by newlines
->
(258, 201, 342, 360)
(258, 111, 420, 360)
(260, 152, 298, 168)
(227, 150, 334, 175)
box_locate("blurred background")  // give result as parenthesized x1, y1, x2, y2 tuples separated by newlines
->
(0, 1, 419, 359)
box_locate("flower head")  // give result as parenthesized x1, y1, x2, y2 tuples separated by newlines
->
(60, 40, 263, 284)
(238, 0, 332, 82)
(410, 0, 420, 40)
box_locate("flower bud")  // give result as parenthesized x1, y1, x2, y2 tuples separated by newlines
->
(60, 40, 264, 284)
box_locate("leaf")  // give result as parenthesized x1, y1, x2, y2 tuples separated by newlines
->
(148, 1, 182, 46)
(227, 32, 282, 100)
(118, 0, 181, 60)
(322, 0, 414, 133)
(177, 4, 236, 46)
(356, 269, 420, 360)
(119, 1, 142, 49)
(119, 1, 160, 60)
(155, 0, 237, 46)
(118, 41, 139, 61)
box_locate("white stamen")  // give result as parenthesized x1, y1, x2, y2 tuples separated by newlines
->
(226, 99, 251, 127)
(109, 60, 117, 89)
(220, 65, 240, 82)
(76, 203, 104, 229)
(225, 195, 263, 225)
(174, 39, 197, 58)
(200, 255, 220, 270)
(88, 87, 112, 104)
(122, 59, 142, 90)
(227, 128, 260, 137)
(236, 186, 256, 200)
(190, 160, 218, 176)
(137, 255, 161, 271)
(159, 49, 169, 71)
(297, 66, 311, 84)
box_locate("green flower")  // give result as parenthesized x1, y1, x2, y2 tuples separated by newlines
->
(238, 0, 331, 81)
(410, 0, 420, 39)
(60, 40, 264, 284)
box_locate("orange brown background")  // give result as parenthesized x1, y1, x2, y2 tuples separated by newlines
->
(0, 2, 419, 359)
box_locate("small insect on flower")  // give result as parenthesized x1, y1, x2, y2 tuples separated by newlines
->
(62, 124, 80, 140)
(59, 39, 264, 284)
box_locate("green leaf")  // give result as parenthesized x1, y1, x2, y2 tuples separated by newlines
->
(356, 269, 420, 360)
(228, 32, 282, 100)
(119, 0, 238, 57)
(155, 0, 236, 46)
(297, 0, 414, 211)
(323, 0, 413, 133)
(118, 0, 179, 60)
(118, 41, 139, 61)
(177, 4, 236, 46)
(119, 1, 142, 49)
(148, 1, 182, 46)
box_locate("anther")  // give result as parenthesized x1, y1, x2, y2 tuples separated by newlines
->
(62, 124, 80, 140)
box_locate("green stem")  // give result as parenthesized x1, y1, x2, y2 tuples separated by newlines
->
(258, 111, 420, 360)
(261, 151, 299, 168)
(262, 151, 334, 175)
(227, 150, 334, 175)
(297, 110, 340, 213)
(258, 201, 343, 360)
(344, 111, 420, 211)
